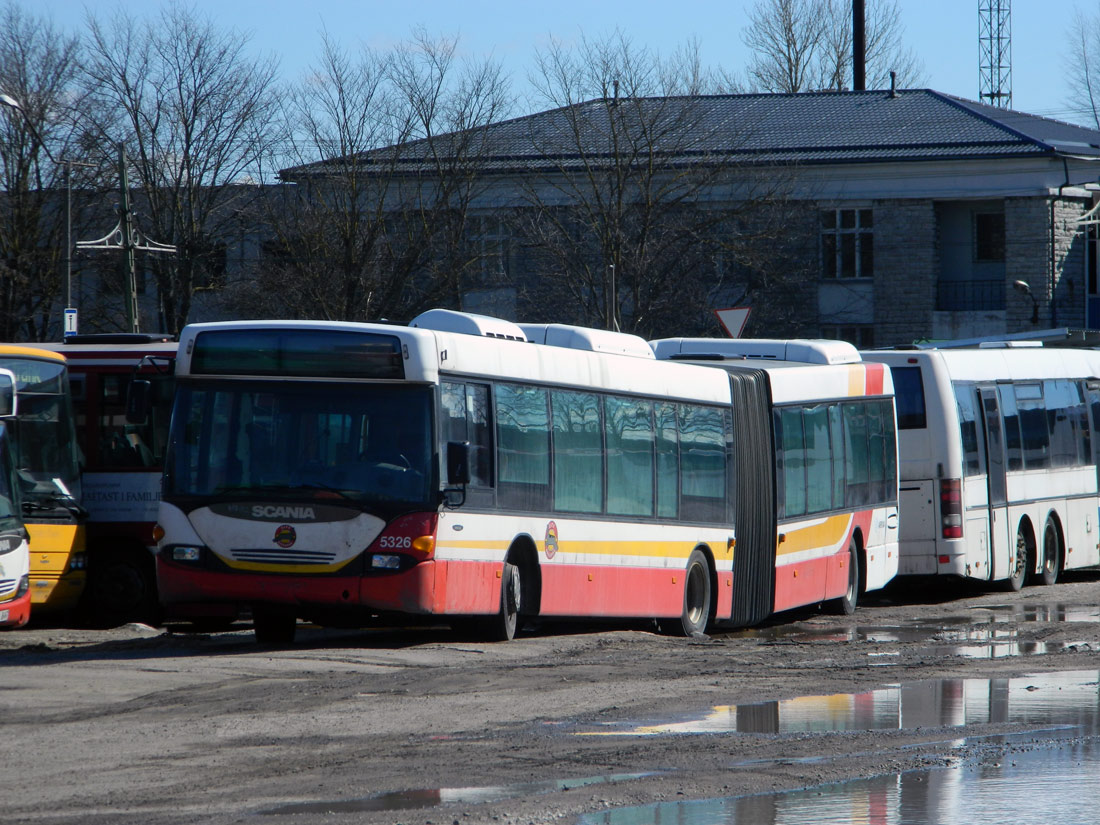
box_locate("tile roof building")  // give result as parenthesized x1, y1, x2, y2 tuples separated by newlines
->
(283, 89, 1100, 344)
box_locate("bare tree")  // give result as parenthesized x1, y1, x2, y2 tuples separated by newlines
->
(242, 28, 512, 323)
(0, 1, 83, 340)
(1067, 6, 1100, 128)
(512, 31, 803, 338)
(743, 0, 924, 93)
(79, 2, 281, 333)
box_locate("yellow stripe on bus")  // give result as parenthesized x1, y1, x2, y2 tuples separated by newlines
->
(439, 538, 728, 560)
(777, 514, 852, 556)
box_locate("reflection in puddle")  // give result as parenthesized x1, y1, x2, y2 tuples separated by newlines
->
(260, 773, 650, 816)
(735, 602, 1100, 660)
(580, 670, 1100, 736)
(577, 738, 1100, 825)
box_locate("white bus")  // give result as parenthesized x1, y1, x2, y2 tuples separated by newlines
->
(0, 369, 31, 629)
(862, 344, 1100, 589)
(153, 312, 895, 643)
(651, 338, 900, 616)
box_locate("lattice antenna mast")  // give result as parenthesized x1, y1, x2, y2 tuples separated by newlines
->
(978, 0, 1012, 108)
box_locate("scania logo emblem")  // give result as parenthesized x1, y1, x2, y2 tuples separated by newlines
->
(274, 524, 296, 548)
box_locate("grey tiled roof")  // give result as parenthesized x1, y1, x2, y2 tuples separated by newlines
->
(282, 89, 1100, 179)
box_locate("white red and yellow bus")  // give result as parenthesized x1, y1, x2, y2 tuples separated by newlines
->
(863, 344, 1100, 589)
(37, 334, 176, 623)
(650, 337, 899, 617)
(0, 369, 31, 629)
(0, 345, 86, 614)
(154, 312, 896, 643)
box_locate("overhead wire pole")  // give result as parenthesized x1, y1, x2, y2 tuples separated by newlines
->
(77, 143, 176, 333)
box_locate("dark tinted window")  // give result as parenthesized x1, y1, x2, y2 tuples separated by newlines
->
(891, 366, 927, 429)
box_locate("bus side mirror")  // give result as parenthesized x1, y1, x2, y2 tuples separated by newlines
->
(0, 370, 17, 418)
(446, 441, 471, 486)
(126, 379, 152, 424)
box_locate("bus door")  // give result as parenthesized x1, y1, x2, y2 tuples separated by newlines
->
(978, 386, 1011, 579)
(1086, 381, 1100, 522)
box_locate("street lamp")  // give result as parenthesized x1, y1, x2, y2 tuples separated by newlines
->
(0, 92, 93, 338)
(1013, 279, 1040, 326)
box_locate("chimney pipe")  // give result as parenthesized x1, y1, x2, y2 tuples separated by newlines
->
(853, 0, 866, 91)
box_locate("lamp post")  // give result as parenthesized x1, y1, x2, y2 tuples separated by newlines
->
(0, 93, 93, 338)
(1013, 279, 1040, 326)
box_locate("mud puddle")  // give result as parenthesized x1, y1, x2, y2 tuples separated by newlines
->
(577, 735, 1100, 825)
(580, 669, 1100, 735)
(258, 773, 651, 816)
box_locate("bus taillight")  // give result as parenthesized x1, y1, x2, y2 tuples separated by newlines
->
(940, 478, 962, 539)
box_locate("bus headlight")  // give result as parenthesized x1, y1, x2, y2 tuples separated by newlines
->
(15, 574, 28, 597)
(171, 546, 203, 562)
(371, 554, 402, 570)
(69, 553, 87, 571)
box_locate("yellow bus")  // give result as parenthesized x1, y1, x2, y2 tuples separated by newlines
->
(0, 346, 86, 613)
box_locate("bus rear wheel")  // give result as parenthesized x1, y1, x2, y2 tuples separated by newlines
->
(828, 541, 860, 616)
(1002, 530, 1028, 592)
(660, 549, 711, 637)
(1033, 518, 1061, 587)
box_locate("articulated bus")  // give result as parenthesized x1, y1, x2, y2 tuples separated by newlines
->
(650, 338, 899, 616)
(0, 346, 86, 613)
(155, 311, 897, 643)
(37, 334, 176, 623)
(0, 369, 32, 629)
(863, 344, 1100, 589)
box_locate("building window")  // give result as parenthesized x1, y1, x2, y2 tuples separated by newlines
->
(821, 324, 874, 349)
(821, 208, 873, 279)
(974, 212, 1005, 262)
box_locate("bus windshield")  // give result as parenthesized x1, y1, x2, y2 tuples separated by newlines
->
(164, 381, 435, 511)
(0, 422, 21, 528)
(6, 358, 82, 503)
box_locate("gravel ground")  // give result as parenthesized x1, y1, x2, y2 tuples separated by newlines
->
(1, 571, 1099, 825)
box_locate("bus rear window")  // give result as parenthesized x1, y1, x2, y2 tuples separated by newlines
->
(191, 330, 404, 379)
(891, 366, 927, 429)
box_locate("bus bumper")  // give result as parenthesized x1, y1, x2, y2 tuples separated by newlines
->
(30, 570, 87, 612)
(0, 590, 31, 628)
(157, 558, 450, 616)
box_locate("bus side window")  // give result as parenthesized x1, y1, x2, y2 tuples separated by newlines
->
(777, 407, 807, 517)
(606, 396, 654, 517)
(954, 384, 982, 476)
(496, 384, 550, 510)
(442, 381, 492, 488)
(679, 404, 726, 523)
(551, 390, 603, 513)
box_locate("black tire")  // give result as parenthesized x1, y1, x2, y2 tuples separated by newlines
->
(661, 549, 711, 636)
(485, 560, 522, 642)
(253, 608, 297, 644)
(1033, 518, 1061, 587)
(1002, 529, 1027, 592)
(828, 541, 860, 616)
(83, 549, 159, 626)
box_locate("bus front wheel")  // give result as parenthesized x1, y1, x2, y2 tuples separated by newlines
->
(485, 561, 522, 642)
(253, 607, 296, 644)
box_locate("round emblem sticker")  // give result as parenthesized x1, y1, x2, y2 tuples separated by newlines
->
(274, 524, 296, 548)
(544, 520, 559, 560)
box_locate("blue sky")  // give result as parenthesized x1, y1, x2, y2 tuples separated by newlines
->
(43, 0, 1081, 122)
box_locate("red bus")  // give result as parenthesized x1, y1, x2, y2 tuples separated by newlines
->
(38, 334, 176, 624)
